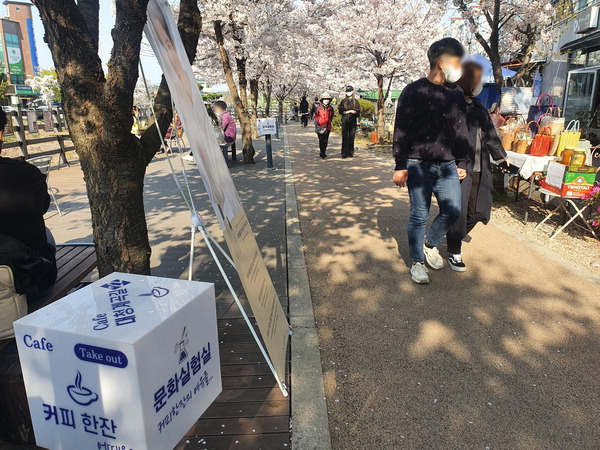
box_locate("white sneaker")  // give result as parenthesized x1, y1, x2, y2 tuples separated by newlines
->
(182, 153, 195, 162)
(410, 262, 430, 284)
(423, 244, 444, 270)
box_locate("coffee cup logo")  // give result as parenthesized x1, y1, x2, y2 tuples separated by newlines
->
(139, 286, 170, 298)
(67, 371, 99, 406)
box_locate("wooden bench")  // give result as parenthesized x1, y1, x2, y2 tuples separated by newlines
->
(0, 244, 97, 445)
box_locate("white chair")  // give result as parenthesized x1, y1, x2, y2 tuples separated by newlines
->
(26, 156, 63, 216)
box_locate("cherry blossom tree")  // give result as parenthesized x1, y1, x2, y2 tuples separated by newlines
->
(31, 0, 201, 276)
(198, 0, 302, 162)
(440, 0, 554, 91)
(327, 0, 442, 143)
(26, 68, 61, 106)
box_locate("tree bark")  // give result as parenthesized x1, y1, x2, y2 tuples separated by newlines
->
(250, 78, 259, 138)
(33, 0, 201, 276)
(77, 0, 99, 52)
(264, 79, 272, 117)
(375, 73, 385, 144)
(213, 20, 255, 164)
(278, 99, 284, 123)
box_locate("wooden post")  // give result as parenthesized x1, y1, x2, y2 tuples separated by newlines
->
(14, 107, 28, 160)
(57, 135, 69, 167)
(52, 107, 63, 132)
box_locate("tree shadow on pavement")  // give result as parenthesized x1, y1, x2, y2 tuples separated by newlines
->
(287, 125, 600, 450)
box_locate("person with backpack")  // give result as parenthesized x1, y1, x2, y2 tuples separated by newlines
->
(0, 107, 57, 326)
(314, 92, 334, 159)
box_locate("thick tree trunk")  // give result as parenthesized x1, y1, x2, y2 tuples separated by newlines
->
(33, 0, 201, 276)
(237, 58, 249, 110)
(214, 20, 255, 164)
(250, 78, 259, 138)
(75, 133, 151, 274)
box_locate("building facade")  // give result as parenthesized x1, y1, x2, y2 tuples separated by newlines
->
(542, 0, 600, 122)
(0, 1, 38, 87)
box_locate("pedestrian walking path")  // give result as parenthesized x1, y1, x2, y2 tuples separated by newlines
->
(287, 125, 600, 449)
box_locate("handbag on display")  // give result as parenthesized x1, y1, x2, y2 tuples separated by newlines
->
(512, 122, 534, 154)
(556, 120, 581, 157)
(500, 79, 534, 115)
(527, 94, 559, 134)
(539, 110, 565, 136)
(548, 133, 561, 156)
(499, 115, 524, 151)
(530, 126, 553, 157)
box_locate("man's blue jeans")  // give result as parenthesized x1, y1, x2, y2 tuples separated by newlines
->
(407, 159, 461, 263)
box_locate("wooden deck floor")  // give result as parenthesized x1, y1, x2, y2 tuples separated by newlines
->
(176, 318, 290, 449)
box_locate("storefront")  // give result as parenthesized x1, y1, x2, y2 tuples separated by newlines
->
(560, 6, 600, 122)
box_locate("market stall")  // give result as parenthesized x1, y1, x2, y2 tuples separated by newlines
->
(493, 93, 599, 229)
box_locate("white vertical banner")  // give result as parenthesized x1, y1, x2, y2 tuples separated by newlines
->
(144, 0, 289, 385)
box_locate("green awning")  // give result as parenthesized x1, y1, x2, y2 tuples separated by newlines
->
(357, 89, 403, 101)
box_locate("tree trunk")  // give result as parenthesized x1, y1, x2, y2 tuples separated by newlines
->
(214, 20, 255, 164)
(375, 73, 385, 144)
(76, 134, 151, 274)
(237, 58, 249, 110)
(278, 99, 284, 124)
(490, 0, 503, 98)
(33, 0, 201, 276)
(250, 78, 259, 138)
(265, 79, 272, 117)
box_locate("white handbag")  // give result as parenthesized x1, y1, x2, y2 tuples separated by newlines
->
(0, 265, 27, 340)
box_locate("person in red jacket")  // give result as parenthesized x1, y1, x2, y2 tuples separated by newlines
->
(314, 92, 334, 159)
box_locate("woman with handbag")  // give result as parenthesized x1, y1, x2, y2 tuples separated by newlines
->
(446, 59, 510, 272)
(314, 92, 334, 158)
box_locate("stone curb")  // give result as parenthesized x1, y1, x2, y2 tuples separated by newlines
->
(284, 128, 333, 450)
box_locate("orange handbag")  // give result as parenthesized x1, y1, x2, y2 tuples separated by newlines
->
(530, 126, 553, 157)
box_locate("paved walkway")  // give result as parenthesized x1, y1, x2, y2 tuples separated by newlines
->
(287, 125, 600, 449)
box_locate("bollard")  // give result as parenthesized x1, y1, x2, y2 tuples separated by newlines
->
(265, 134, 274, 170)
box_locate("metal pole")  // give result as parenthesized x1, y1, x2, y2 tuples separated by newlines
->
(265, 134, 274, 170)
(188, 225, 196, 281)
(198, 226, 288, 397)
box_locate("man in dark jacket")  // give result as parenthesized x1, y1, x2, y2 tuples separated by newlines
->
(299, 95, 310, 127)
(445, 60, 509, 271)
(338, 85, 361, 158)
(392, 38, 469, 284)
(0, 108, 57, 297)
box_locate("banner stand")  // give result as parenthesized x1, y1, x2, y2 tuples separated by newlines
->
(192, 221, 289, 397)
(139, 61, 289, 398)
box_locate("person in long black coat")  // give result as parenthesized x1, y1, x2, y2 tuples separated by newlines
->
(338, 85, 361, 158)
(446, 61, 510, 272)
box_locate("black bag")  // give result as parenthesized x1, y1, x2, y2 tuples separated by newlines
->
(0, 234, 56, 295)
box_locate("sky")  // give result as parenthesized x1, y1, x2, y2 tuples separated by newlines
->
(24, 0, 164, 83)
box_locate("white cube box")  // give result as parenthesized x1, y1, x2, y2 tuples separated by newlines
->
(14, 272, 222, 450)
